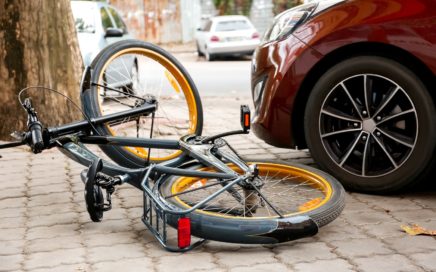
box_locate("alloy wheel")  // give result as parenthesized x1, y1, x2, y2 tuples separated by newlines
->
(319, 74, 418, 177)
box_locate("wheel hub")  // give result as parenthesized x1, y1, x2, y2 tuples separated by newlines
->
(362, 118, 376, 133)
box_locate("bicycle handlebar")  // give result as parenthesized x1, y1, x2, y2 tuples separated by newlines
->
(23, 98, 45, 154)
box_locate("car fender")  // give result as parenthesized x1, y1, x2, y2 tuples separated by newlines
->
(293, 0, 436, 73)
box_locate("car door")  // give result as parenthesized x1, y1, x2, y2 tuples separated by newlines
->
(197, 20, 213, 53)
(107, 6, 133, 40)
(100, 6, 124, 45)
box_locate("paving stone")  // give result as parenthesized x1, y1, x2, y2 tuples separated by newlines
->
(0, 240, 25, 255)
(215, 247, 276, 267)
(78, 208, 127, 223)
(0, 187, 26, 200)
(31, 263, 90, 272)
(409, 251, 436, 271)
(318, 221, 369, 242)
(0, 227, 26, 241)
(120, 196, 144, 208)
(0, 254, 24, 271)
(28, 202, 76, 217)
(230, 263, 290, 272)
(27, 224, 80, 240)
(0, 197, 27, 209)
(82, 231, 137, 247)
(342, 210, 397, 226)
(0, 207, 26, 219)
(330, 238, 393, 258)
(383, 235, 436, 254)
(24, 248, 85, 270)
(274, 242, 337, 264)
(88, 243, 147, 263)
(28, 183, 70, 196)
(359, 222, 408, 238)
(0, 216, 26, 229)
(29, 174, 70, 186)
(92, 257, 153, 272)
(28, 212, 78, 228)
(28, 192, 73, 207)
(354, 254, 420, 272)
(391, 209, 436, 223)
(156, 253, 217, 272)
(371, 198, 423, 212)
(81, 219, 132, 234)
(27, 235, 82, 253)
(293, 259, 354, 272)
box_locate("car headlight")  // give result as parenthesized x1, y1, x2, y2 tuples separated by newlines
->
(263, 0, 345, 43)
(263, 3, 317, 43)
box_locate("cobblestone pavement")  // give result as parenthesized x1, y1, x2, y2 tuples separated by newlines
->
(1, 96, 436, 272)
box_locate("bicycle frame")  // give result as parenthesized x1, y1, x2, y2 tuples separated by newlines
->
(0, 66, 319, 251)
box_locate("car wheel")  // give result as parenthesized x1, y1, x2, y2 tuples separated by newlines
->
(196, 42, 204, 57)
(304, 56, 435, 193)
(205, 49, 215, 61)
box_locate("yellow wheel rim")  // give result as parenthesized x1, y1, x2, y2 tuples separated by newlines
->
(96, 47, 198, 162)
(169, 162, 333, 219)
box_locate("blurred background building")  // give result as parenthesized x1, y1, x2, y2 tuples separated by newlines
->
(108, 0, 303, 44)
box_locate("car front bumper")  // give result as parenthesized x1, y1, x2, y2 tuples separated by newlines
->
(250, 35, 323, 148)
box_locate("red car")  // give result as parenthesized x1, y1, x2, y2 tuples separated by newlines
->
(251, 0, 436, 193)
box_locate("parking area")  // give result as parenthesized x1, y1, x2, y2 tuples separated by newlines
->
(1, 96, 436, 272)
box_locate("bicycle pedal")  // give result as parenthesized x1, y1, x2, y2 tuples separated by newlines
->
(84, 159, 119, 222)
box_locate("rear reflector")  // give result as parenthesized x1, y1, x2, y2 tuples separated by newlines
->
(210, 35, 220, 42)
(178, 217, 191, 249)
(252, 32, 260, 39)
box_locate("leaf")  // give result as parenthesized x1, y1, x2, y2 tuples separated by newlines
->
(401, 224, 436, 236)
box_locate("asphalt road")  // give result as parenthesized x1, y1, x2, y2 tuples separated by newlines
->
(174, 52, 253, 97)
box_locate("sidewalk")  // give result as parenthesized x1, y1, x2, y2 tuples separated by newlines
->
(1, 96, 436, 272)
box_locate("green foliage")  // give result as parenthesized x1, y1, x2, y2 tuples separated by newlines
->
(213, 0, 253, 16)
(212, 0, 303, 16)
(273, 0, 303, 15)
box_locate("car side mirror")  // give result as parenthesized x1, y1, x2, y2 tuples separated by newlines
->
(105, 28, 123, 38)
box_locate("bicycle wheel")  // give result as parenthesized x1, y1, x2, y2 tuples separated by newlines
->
(82, 40, 203, 168)
(159, 160, 345, 244)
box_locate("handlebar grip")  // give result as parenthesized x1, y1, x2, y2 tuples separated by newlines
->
(29, 121, 44, 153)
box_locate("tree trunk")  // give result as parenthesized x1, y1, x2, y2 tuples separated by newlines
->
(0, 0, 83, 140)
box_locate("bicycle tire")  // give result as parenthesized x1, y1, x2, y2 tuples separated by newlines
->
(82, 40, 203, 168)
(159, 159, 345, 244)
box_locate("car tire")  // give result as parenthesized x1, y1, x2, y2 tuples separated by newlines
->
(196, 42, 204, 57)
(205, 50, 215, 61)
(304, 56, 435, 193)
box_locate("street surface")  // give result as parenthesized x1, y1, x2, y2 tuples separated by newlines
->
(175, 52, 253, 97)
(1, 53, 436, 271)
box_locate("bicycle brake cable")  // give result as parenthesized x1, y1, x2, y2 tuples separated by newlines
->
(17, 86, 100, 136)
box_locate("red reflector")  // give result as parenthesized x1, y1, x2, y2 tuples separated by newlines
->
(252, 32, 260, 39)
(244, 113, 250, 127)
(178, 217, 191, 249)
(210, 35, 220, 42)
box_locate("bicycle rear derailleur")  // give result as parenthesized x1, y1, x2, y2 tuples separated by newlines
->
(84, 159, 123, 222)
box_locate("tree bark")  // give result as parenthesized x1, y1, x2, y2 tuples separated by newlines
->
(0, 0, 83, 140)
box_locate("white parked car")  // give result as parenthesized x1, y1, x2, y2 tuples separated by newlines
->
(71, 0, 138, 95)
(195, 16, 261, 61)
